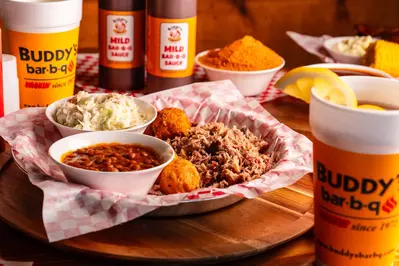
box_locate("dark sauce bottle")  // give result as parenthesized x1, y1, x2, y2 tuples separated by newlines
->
(99, 0, 145, 91)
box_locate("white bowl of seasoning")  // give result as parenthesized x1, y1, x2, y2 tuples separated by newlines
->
(49, 132, 175, 195)
(46, 93, 157, 137)
(195, 50, 285, 97)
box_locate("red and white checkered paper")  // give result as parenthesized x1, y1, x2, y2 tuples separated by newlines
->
(286, 31, 336, 63)
(76, 53, 287, 103)
(0, 80, 312, 242)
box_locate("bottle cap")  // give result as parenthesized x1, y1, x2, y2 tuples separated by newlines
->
(3, 0, 82, 32)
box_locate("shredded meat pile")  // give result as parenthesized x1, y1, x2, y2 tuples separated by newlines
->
(168, 122, 274, 188)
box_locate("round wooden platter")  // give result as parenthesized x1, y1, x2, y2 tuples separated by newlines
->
(0, 151, 314, 264)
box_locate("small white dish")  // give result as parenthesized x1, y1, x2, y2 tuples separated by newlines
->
(195, 50, 285, 97)
(323, 36, 377, 65)
(48, 132, 175, 195)
(46, 93, 157, 137)
(307, 63, 393, 79)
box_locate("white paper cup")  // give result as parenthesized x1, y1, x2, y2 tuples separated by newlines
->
(2, 54, 19, 115)
(310, 76, 399, 266)
(2, 0, 82, 108)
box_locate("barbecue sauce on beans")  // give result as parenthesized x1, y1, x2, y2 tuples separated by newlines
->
(61, 143, 162, 172)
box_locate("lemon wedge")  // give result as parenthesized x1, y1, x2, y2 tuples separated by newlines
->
(275, 67, 358, 108)
(358, 104, 385, 111)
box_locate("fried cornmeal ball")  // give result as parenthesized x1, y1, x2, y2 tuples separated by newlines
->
(154, 152, 178, 185)
(159, 157, 200, 194)
(151, 108, 191, 140)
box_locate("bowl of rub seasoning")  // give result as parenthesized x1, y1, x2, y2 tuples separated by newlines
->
(48, 132, 174, 195)
(195, 35, 285, 96)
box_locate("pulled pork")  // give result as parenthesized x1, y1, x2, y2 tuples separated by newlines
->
(168, 122, 274, 188)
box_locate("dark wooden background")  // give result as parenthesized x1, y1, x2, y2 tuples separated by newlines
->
(69, 0, 399, 68)
(1, 0, 399, 68)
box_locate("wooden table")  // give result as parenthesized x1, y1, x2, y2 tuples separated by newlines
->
(0, 96, 315, 265)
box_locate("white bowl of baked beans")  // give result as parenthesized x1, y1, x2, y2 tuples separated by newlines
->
(49, 131, 175, 195)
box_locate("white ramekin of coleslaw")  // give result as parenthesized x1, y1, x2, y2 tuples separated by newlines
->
(46, 91, 157, 137)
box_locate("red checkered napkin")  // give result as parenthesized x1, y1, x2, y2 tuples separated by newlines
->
(286, 31, 336, 63)
(75, 53, 287, 103)
(0, 80, 312, 242)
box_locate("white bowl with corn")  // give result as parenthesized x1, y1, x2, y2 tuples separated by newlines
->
(324, 36, 399, 78)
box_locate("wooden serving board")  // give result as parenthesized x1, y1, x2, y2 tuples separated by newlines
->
(0, 151, 314, 264)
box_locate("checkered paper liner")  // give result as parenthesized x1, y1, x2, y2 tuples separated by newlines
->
(76, 53, 287, 103)
(0, 80, 313, 242)
(286, 31, 336, 63)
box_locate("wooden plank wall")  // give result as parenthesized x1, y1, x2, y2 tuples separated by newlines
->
(3, 0, 399, 67)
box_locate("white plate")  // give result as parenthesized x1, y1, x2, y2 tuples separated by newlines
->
(307, 63, 393, 79)
(11, 150, 243, 217)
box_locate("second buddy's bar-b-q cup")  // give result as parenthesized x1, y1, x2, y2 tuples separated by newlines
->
(1, 0, 82, 108)
(311, 76, 399, 266)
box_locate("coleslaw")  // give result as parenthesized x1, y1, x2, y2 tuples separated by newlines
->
(53, 91, 146, 130)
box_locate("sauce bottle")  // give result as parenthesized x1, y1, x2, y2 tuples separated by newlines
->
(146, 0, 197, 93)
(99, 0, 145, 91)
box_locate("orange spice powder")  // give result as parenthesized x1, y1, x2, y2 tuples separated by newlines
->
(199, 36, 283, 71)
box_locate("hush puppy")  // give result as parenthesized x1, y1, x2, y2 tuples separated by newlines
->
(159, 157, 200, 194)
(151, 108, 191, 140)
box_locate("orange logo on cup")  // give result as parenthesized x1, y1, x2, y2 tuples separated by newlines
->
(68, 60, 75, 73)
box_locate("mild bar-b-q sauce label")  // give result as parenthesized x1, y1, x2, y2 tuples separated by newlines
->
(99, 9, 144, 70)
(9, 28, 79, 108)
(147, 16, 196, 79)
(314, 138, 399, 266)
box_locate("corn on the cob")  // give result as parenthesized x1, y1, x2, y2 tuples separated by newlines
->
(363, 40, 399, 77)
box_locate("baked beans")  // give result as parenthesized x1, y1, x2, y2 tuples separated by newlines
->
(61, 143, 162, 172)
